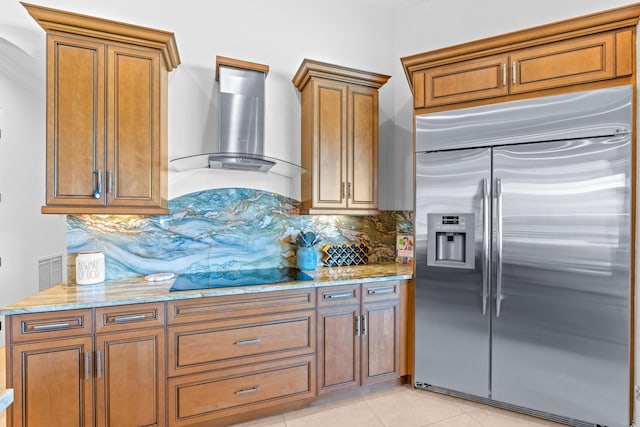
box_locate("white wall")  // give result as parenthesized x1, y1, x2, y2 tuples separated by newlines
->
(0, 37, 67, 345)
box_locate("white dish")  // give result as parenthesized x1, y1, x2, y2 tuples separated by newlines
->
(144, 272, 176, 282)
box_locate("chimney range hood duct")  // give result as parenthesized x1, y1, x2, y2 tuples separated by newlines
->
(170, 57, 306, 177)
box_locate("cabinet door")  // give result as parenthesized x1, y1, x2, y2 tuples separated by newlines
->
(347, 86, 378, 210)
(95, 328, 165, 427)
(361, 300, 400, 385)
(422, 55, 508, 107)
(46, 35, 106, 207)
(510, 32, 616, 94)
(312, 80, 348, 209)
(12, 337, 93, 427)
(106, 45, 162, 209)
(317, 305, 360, 394)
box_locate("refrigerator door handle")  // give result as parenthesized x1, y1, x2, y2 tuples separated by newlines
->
(482, 177, 490, 316)
(495, 176, 504, 317)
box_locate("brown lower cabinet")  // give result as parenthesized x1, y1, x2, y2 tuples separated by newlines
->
(317, 282, 401, 395)
(6, 281, 407, 427)
(7, 303, 165, 427)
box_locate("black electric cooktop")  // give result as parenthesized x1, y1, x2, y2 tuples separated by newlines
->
(169, 267, 314, 292)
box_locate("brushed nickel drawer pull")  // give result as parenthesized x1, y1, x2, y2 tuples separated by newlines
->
(33, 322, 71, 331)
(236, 386, 260, 396)
(114, 314, 147, 323)
(96, 351, 102, 378)
(84, 352, 90, 380)
(362, 314, 368, 336)
(324, 291, 353, 300)
(367, 286, 395, 295)
(236, 338, 261, 346)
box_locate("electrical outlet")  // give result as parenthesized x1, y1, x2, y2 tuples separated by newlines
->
(635, 384, 640, 400)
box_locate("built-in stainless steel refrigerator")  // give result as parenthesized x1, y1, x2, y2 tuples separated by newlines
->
(414, 85, 632, 427)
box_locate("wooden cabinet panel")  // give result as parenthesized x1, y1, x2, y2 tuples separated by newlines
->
(293, 59, 389, 215)
(168, 356, 315, 426)
(349, 87, 378, 209)
(315, 81, 347, 208)
(168, 311, 315, 377)
(317, 305, 360, 394)
(362, 281, 400, 302)
(317, 285, 360, 307)
(413, 71, 426, 109)
(107, 45, 161, 208)
(510, 32, 616, 94)
(361, 300, 400, 385)
(95, 328, 165, 427)
(422, 55, 508, 107)
(317, 282, 401, 395)
(402, 5, 640, 110)
(615, 29, 633, 77)
(11, 308, 93, 343)
(27, 3, 179, 215)
(167, 289, 315, 325)
(95, 302, 164, 333)
(12, 337, 93, 427)
(47, 35, 105, 207)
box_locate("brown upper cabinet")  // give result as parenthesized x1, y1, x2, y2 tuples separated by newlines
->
(23, 3, 180, 214)
(402, 3, 639, 111)
(293, 59, 390, 215)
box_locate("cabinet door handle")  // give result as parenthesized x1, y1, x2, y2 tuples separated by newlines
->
(347, 182, 352, 200)
(323, 291, 353, 300)
(367, 286, 395, 296)
(107, 170, 113, 194)
(84, 352, 90, 380)
(341, 182, 346, 200)
(355, 314, 361, 337)
(512, 62, 517, 84)
(32, 322, 71, 331)
(362, 314, 368, 336)
(502, 63, 506, 86)
(96, 351, 102, 378)
(93, 170, 102, 199)
(236, 386, 260, 396)
(114, 314, 147, 323)
(236, 338, 261, 346)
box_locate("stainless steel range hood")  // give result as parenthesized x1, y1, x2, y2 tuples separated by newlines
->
(210, 57, 272, 171)
(170, 56, 305, 177)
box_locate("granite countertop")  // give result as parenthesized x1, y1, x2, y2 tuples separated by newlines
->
(1, 263, 413, 315)
(0, 389, 13, 413)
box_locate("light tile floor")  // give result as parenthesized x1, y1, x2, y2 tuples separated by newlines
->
(0, 344, 563, 427)
(231, 385, 566, 427)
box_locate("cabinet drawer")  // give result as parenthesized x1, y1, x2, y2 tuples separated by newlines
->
(422, 54, 509, 107)
(510, 32, 616, 94)
(95, 302, 165, 333)
(362, 281, 400, 302)
(167, 288, 315, 325)
(168, 311, 315, 376)
(10, 309, 93, 343)
(317, 285, 360, 307)
(168, 356, 315, 426)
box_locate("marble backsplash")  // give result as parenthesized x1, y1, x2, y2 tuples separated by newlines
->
(67, 188, 413, 281)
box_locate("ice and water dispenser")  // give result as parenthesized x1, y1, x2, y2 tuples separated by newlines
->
(427, 213, 475, 269)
